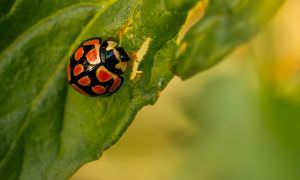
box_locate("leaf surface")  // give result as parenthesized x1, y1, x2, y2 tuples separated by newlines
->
(0, 0, 284, 179)
(172, 0, 285, 79)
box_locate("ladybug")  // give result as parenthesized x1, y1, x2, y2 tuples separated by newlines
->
(68, 37, 130, 96)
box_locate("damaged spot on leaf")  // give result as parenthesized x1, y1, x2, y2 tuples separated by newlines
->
(130, 37, 152, 80)
(176, 0, 209, 45)
(177, 42, 188, 56)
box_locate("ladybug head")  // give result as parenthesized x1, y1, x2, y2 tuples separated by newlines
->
(101, 40, 130, 62)
(116, 47, 130, 62)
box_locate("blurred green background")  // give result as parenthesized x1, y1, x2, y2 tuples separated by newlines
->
(72, 0, 300, 179)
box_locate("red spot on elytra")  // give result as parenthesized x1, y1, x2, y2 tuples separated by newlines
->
(91, 85, 106, 95)
(96, 66, 113, 82)
(71, 84, 89, 96)
(83, 39, 100, 46)
(86, 48, 99, 64)
(78, 76, 91, 86)
(109, 77, 122, 93)
(73, 64, 84, 76)
(74, 47, 84, 61)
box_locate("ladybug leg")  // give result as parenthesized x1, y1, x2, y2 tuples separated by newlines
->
(129, 51, 143, 80)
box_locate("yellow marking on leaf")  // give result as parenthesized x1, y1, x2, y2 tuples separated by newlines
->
(130, 37, 152, 80)
(176, 0, 209, 45)
(118, 18, 134, 45)
(177, 42, 188, 56)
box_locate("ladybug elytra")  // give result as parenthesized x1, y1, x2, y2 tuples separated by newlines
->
(68, 38, 130, 96)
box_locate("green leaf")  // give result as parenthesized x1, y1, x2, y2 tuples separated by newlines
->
(172, 0, 285, 79)
(0, 0, 283, 179)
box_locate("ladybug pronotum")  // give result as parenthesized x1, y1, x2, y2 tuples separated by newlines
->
(68, 38, 130, 96)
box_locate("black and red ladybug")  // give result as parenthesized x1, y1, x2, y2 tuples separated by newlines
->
(68, 38, 130, 96)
